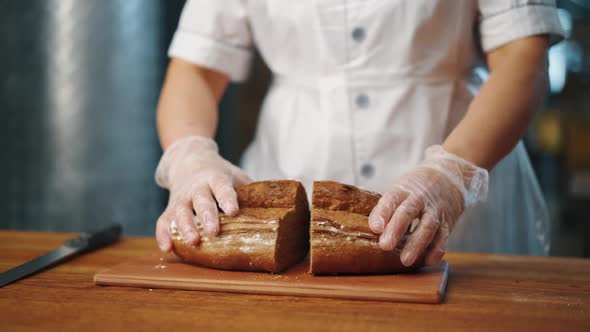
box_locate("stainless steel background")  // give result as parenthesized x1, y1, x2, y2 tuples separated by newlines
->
(0, 0, 185, 235)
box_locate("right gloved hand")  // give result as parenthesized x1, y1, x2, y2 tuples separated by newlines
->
(154, 136, 252, 252)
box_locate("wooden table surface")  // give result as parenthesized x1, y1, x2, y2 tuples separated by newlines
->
(0, 231, 588, 331)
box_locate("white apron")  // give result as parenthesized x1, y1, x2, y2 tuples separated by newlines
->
(168, 0, 564, 255)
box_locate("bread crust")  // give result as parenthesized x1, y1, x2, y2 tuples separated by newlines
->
(310, 181, 425, 274)
(236, 180, 304, 209)
(311, 181, 380, 216)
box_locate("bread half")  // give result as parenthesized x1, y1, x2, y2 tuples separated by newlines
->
(170, 180, 310, 273)
(310, 181, 424, 274)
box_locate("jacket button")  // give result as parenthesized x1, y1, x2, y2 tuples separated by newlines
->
(361, 163, 375, 178)
(355, 94, 369, 109)
(351, 27, 366, 42)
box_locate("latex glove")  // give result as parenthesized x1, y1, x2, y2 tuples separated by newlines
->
(368, 145, 489, 266)
(154, 136, 252, 252)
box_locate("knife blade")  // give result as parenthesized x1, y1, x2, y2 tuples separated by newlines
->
(0, 223, 122, 288)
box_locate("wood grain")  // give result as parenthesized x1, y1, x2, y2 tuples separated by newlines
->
(1, 230, 589, 332)
(94, 256, 448, 303)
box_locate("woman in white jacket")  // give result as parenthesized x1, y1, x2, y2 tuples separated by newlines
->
(154, 1, 564, 266)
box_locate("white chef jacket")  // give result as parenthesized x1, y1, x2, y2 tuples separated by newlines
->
(168, 0, 564, 255)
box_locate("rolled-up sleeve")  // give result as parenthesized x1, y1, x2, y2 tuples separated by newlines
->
(478, 0, 565, 52)
(168, 0, 253, 82)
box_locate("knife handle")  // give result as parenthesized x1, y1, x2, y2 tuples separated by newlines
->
(64, 223, 123, 252)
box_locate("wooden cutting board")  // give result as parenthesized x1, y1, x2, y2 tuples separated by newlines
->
(94, 255, 449, 304)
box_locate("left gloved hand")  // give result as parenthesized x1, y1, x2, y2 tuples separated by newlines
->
(368, 145, 489, 266)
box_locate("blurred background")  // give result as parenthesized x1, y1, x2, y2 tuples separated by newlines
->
(0, 0, 588, 257)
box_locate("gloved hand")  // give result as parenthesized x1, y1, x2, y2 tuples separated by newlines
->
(154, 136, 252, 252)
(368, 145, 489, 266)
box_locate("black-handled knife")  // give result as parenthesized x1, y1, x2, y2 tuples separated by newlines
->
(0, 223, 122, 288)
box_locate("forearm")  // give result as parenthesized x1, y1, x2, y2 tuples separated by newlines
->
(154, 60, 250, 249)
(156, 58, 229, 150)
(443, 36, 550, 170)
